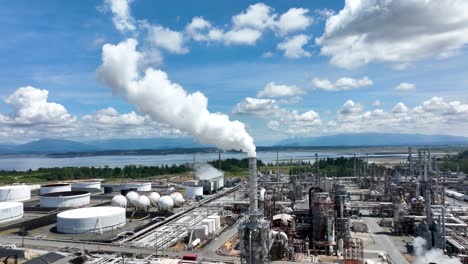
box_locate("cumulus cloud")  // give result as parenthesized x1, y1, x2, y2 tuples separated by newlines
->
(394, 82, 416, 91)
(223, 28, 263, 45)
(103, 0, 136, 33)
(372, 100, 382, 107)
(277, 34, 311, 59)
(392, 102, 409, 114)
(232, 97, 279, 116)
(316, 0, 468, 68)
(275, 8, 313, 36)
(312, 76, 373, 91)
(338, 100, 363, 115)
(269, 109, 321, 134)
(232, 3, 276, 30)
(146, 25, 188, 54)
(257, 82, 306, 98)
(1, 86, 75, 125)
(97, 38, 256, 156)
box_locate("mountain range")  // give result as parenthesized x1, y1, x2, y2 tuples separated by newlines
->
(1, 133, 468, 155)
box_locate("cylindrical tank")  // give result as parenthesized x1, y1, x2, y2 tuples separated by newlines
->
(208, 215, 221, 231)
(0, 185, 31, 202)
(126, 191, 139, 206)
(72, 181, 101, 191)
(111, 195, 127, 208)
(136, 195, 151, 210)
(148, 192, 160, 206)
(201, 218, 215, 234)
(123, 182, 151, 192)
(158, 195, 174, 211)
(40, 191, 90, 208)
(186, 186, 203, 199)
(0, 202, 24, 223)
(170, 192, 185, 207)
(40, 183, 71, 195)
(191, 225, 207, 241)
(56, 206, 126, 234)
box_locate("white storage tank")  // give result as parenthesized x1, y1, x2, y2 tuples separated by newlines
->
(158, 195, 174, 211)
(0, 185, 31, 202)
(123, 182, 151, 192)
(186, 186, 203, 199)
(40, 183, 71, 195)
(126, 191, 139, 206)
(57, 206, 126, 234)
(0, 202, 24, 223)
(111, 195, 127, 208)
(148, 192, 160, 206)
(201, 218, 215, 234)
(136, 195, 151, 210)
(40, 191, 90, 208)
(170, 192, 185, 207)
(72, 181, 101, 191)
(208, 215, 221, 231)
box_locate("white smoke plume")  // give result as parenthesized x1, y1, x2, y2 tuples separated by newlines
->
(194, 163, 223, 180)
(413, 237, 461, 264)
(96, 38, 256, 157)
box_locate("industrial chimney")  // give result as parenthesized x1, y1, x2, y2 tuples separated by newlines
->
(248, 157, 258, 212)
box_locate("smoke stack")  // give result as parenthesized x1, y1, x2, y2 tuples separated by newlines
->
(248, 157, 258, 212)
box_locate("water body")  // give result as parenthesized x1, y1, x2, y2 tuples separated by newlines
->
(0, 148, 418, 171)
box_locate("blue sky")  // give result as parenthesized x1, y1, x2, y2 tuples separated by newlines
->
(1, 0, 468, 146)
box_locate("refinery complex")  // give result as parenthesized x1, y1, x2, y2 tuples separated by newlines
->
(0, 148, 467, 264)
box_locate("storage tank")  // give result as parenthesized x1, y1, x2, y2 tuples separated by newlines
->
(170, 192, 185, 207)
(40, 191, 90, 208)
(40, 183, 71, 195)
(0, 202, 24, 223)
(136, 195, 151, 210)
(123, 182, 151, 192)
(201, 218, 215, 234)
(126, 191, 139, 206)
(158, 195, 174, 211)
(148, 192, 160, 206)
(208, 215, 221, 231)
(57, 206, 126, 234)
(0, 185, 31, 202)
(111, 195, 127, 208)
(72, 181, 101, 191)
(191, 225, 208, 241)
(186, 186, 203, 199)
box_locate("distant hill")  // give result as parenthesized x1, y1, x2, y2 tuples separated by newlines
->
(88, 138, 206, 150)
(275, 133, 468, 147)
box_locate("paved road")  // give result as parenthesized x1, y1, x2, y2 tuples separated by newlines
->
(362, 217, 410, 264)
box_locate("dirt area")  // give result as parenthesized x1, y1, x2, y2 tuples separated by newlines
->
(219, 234, 240, 256)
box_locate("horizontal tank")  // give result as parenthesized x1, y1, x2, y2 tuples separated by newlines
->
(123, 182, 151, 192)
(40, 191, 90, 208)
(158, 195, 174, 211)
(40, 183, 71, 195)
(186, 186, 203, 199)
(0, 202, 24, 223)
(170, 192, 185, 207)
(111, 195, 127, 208)
(57, 206, 126, 234)
(0, 185, 31, 202)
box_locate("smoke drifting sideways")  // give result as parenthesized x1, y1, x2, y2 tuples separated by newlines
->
(195, 163, 223, 180)
(413, 237, 461, 264)
(96, 38, 256, 157)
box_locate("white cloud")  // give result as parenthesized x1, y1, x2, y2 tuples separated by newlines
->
(103, 0, 136, 33)
(312, 76, 373, 91)
(392, 102, 409, 114)
(257, 82, 306, 98)
(275, 8, 313, 36)
(224, 28, 263, 45)
(232, 3, 276, 30)
(147, 25, 188, 54)
(232, 97, 279, 116)
(1, 86, 75, 125)
(392, 63, 412, 71)
(277, 34, 311, 59)
(261, 51, 274, 58)
(394, 82, 416, 91)
(185, 17, 224, 42)
(338, 100, 363, 115)
(316, 0, 468, 68)
(372, 100, 382, 107)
